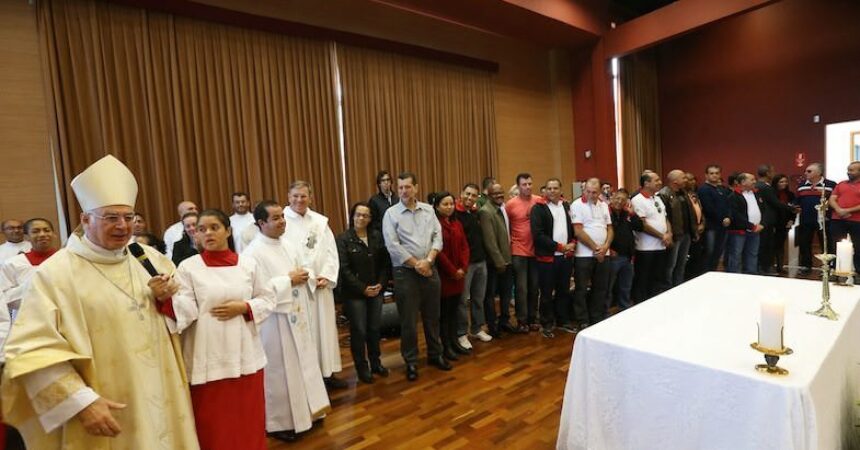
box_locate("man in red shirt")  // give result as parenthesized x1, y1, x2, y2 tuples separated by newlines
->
(829, 161, 860, 272)
(505, 173, 543, 332)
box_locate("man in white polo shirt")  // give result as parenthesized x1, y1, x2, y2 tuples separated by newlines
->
(631, 171, 672, 303)
(570, 178, 613, 329)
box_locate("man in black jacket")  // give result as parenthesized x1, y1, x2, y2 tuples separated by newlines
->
(608, 189, 643, 311)
(698, 164, 732, 272)
(658, 169, 697, 287)
(530, 178, 576, 338)
(454, 183, 493, 348)
(368, 170, 396, 233)
(755, 164, 795, 274)
(726, 173, 765, 274)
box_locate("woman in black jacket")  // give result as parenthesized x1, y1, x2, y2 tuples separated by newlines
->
(772, 174, 797, 272)
(336, 202, 391, 384)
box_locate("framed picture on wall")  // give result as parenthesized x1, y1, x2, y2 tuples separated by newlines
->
(852, 131, 860, 161)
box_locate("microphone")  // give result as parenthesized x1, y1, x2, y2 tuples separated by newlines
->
(128, 242, 160, 277)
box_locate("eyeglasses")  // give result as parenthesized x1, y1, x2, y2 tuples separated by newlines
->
(89, 213, 136, 224)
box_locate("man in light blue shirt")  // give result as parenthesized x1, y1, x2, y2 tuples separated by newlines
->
(382, 172, 448, 381)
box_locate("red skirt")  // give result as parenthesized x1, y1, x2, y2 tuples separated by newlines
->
(190, 370, 266, 450)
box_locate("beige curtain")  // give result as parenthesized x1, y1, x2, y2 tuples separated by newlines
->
(337, 45, 498, 205)
(620, 49, 662, 190)
(38, 0, 346, 233)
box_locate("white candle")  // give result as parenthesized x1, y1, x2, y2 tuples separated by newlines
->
(836, 238, 854, 273)
(759, 299, 785, 350)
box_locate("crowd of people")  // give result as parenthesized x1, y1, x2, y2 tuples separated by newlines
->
(1, 156, 858, 448)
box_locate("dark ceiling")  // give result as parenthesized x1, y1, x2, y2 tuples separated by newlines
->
(609, 0, 676, 20)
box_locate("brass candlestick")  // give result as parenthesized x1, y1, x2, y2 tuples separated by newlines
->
(833, 270, 856, 287)
(808, 187, 840, 320)
(750, 326, 792, 375)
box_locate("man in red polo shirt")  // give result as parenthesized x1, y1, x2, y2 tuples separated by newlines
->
(506, 173, 543, 332)
(829, 161, 860, 272)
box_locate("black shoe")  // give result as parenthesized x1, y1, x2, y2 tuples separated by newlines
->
(356, 366, 374, 384)
(370, 362, 389, 377)
(515, 324, 529, 334)
(406, 364, 418, 381)
(268, 430, 299, 442)
(324, 375, 348, 390)
(452, 342, 470, 355)
(428, 356, 452, 371)
(500, 322, 517, 333)
(540, 327, 555, 338)
(443, 346, 460, 361)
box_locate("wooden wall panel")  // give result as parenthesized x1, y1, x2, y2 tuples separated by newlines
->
(0, 0, 58, 243)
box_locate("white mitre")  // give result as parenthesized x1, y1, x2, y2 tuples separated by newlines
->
(70, 155, 139, 211)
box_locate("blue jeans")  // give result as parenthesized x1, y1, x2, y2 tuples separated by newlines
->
(725, 231, 760, 274)
(608, 255, 634, 310)
(704, 227, 727, 271)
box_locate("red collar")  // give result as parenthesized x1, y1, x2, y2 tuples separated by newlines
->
(200, 249, 239, 267)
(640, 190, 652, 199)
(455, 200, 476, 213)
(25, 249, 56, 266)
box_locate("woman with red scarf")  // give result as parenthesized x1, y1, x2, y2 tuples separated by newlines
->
(160, 209, 275, 450)
(430, 191, 470, 363)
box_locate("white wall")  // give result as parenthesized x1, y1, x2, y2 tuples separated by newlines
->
(825, 120, 860, 182)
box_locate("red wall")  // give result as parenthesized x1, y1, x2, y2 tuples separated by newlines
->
(657, 0, 860, 184)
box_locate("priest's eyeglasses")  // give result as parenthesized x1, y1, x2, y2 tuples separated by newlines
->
(89, 213, 136, 224)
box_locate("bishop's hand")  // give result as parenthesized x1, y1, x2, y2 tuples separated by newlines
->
(77, 397, 126, 437)
(147, 274, 177, 301)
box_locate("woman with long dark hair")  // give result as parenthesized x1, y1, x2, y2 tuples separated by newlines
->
(336, 202, 391, 384)
(167, 208, 274, 450)
(430, 191, 470, 362)
(771, 174, 796, 272)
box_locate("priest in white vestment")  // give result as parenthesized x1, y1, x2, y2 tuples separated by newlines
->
(283, 181, 345, 389)
(229, 192, 255, 253)
(0, 219, 31, 264)
(244, 200, 330, 441)
(163, 200, 198, 259)
(1, 155, 199, 449)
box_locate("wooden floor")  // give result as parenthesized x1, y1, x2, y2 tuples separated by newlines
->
(267, 319, 576, 449)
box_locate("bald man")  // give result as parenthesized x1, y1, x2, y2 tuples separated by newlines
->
(658, 169, 696, 287)
(0, 219, 31, 263)
(795, 163, 836, 274)
(829, 161, 860, 273)
(163, 200, 198, 260)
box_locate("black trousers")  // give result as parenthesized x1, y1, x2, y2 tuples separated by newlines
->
(485, 265, 514, 332)
(796, 222, 832, 268)
(685, 237, 706, 280)
(774, 226, 790, 270)
(345, 295, 383, 369)
(393, 267, 442, 364)
(572, 256, 609, 325)
(632, 250, 667, 304)
(758, 225, 776, 272)
(537, 256, 574, 328)
(440, 294, 461, 349)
